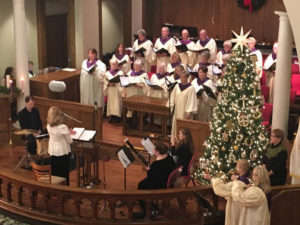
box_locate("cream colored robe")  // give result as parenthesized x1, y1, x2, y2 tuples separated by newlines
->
(193, 63, 216, 81)
(212, 178, 270, 225)
(80, 59, 107, 107)
(250, 49, 263, 79)
(154, 37, 176, 71)
(167, 84, 197, 135)
(103, 70, 124, 117)
(176, 40, 196, 67)
(112, 54, 131, 74)
(191, 78, 217, 122)
(131, 39, 154, 72)
(194, 38, 217, 64)
(290, 124, 300, 184)
(215, 50, 230, 65)
(166, 63, 185, 74)
(263, 54, 276, 103)
(148, 74, 169, 99)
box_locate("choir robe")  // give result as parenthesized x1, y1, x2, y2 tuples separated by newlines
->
(148, 73, 169, 99)
(194, 38, 217, 64)
(131, 39, 154, 72)
(103, 69, 124, 117)
(263, 53, 277, 103)
(154, 37, 176, 71)
(125, 70, 148, 117)
(166, 62, 185, 74)
(191, 77, 217, 122)
(250, 48, 263, 80)
(80, 59, 107, 107)
(212, 179, 270, 225)
(215, 50, 231, 65)
(167, 83, 198, 135)
(176, 39, 196, 67)
(193, 63, 215, 81)
(290, 120, 300, 184)
(112, 54, 131, 74)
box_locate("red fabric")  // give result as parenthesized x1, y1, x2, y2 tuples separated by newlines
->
(260, 71, 266, 86)
(244, 0, 253, 12)
(151, 66, 157, 73)
(291, 74, 300, 96)
(290, 89, 296, 104)
(261, 103, 273, 126)
(261, 85, 269, 103)
(291, 64, 300, 74)
(147, 72, 154, 79)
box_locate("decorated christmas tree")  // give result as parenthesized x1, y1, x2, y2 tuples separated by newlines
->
(194, 28, 269, 184)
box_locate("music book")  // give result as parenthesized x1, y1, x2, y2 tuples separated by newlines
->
(81, 64, 97, 73)
(118, 60, 127, 67)
(165, 77, 178, 91)
(71, 127, 96, 141)
(250, 54, 258, 64)
(109, 75, 120, 83)
(144, 78, 164, 90)
(202, 85, 217, 100)
(141, 138, 155, 156)
(175, 44, 189, 52)
(263, 61, 276, 71)
(120, 75, 142, 87)
(134, 47, 146, 57)
(115, 145, 135, 168)
(191, 47, 209, 54)
(152, 47, 170, 56)
(187, 66, 198, 77)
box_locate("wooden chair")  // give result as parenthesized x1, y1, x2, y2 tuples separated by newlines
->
(31, 162, 66, 185)
(182, 151, 199, 187)
(167, 166, 183, 188)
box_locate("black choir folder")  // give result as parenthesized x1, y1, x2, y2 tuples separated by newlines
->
(118, 60, 127, 67)
(187, 66, 198, 77)
(71, 128, 96, 141)
(194, 84, 217, 100)
(115, 145, 135, 168)
(134, 47, 146, 57)
(81, 63, 97, 73)
(263, 61, 276, 71)
(108, 75, 120, 83)
(152, 47, 170, 56)
(191, 47, 209, 54)
(144, 78, 164, 90)
(175, 44, 189, 52)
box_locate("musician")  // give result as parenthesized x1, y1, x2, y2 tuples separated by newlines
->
(131, 29, 154, 72)
(103, 58, 124, 123)
(194, 29, 217, 64)
(215, 40, 232, 65)
(80, 48, 107, 107)
(154, 26, 176, 71)
(170, 128, 194, 176)
(47, 106, 72, 185)
(167, 70, 198, 135)
(167, 52, 183, 74)
(112, 43, 131, 74)
(176, 29, 196, 68)
(18, 95, 43, 155)
(191, 65, 217, 122)
(247, 37, 263, 80)
(193, 50, 214, 81)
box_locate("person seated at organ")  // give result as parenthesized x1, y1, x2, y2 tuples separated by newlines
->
(154, 26, 176, 72)
(193, 50, 214, 81)
(194, 29, 217, 64)
(103, 58, 124, 124)
(167, 52, 183, 74)
(247, 37, 263, 81)
(18, 95, 43, 155)
(167, 70, 198, 135)
(131, 29, 154, 72)
(176, 29, 196, 68)
(215, 40, 232, 66)
(191, 65, 217, 122)
(112, 43, 131, 74)
(147, 63, 169, 99)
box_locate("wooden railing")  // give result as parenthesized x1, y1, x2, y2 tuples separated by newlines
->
(0, 168, 214, 225)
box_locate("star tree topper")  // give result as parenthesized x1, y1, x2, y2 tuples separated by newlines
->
(231, 26, 252, 50)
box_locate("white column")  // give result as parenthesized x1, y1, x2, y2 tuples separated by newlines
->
(272, 11, 294, 135)
(13, 0, 29, 111)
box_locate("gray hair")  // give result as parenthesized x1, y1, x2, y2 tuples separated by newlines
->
(134, 58, 143, 67)
(137, 29, 146, 37)
(109, 58, 118, 64)
(223, 40, 232, 47)
(201, 50, 211, 60)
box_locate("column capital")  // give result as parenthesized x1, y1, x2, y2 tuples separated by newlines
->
(275, 11, 290, 21)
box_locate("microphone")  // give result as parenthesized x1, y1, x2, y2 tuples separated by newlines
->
(64, 113, 82, 123)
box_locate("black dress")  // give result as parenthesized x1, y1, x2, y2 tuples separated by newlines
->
(171, 143, 192, 176)
(18, 107, 43, 154)
(138, 155, 176, 190)
(263, 143, 287, 186)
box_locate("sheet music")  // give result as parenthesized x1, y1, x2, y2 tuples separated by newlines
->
(120, 76, 130, 87)
(118, 149, 131, 168)
(62, 68, 76, 72)
(71, 127, 85, 139)
(141, 138, 155, 156)
(79, 130, 96, 141)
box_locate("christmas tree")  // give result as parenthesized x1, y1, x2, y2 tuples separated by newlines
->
(194, 28, 269, 184)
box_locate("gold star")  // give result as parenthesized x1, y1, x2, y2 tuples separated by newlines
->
(231, 26, 252, 50)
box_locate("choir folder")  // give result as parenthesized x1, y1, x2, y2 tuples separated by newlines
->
(115, 145, 135, 168)
(152, 47, 170, 56)
(71, 128, 96, 141)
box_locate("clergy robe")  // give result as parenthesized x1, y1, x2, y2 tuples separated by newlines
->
(176, 39, 196, 67)
(131, 39, 154, 72)
(80, 59, 106, 107)
(191, 77, 217, 122)
(194, 38, 217, 64)
(154, 37, 176, 71)
(167, 83, 198, 135)
(212, 178, 270, 225)
(250, 48, 263, 80)
(103, 69, 124, 117)
(112, 54, 131, 74)
(215, 50, 231, 65)
(263, 53, 277, 103)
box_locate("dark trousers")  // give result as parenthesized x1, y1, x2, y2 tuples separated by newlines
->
(50, 154, 70, 185)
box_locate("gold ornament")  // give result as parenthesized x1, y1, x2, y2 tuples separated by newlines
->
(216, 112, 225, 119)
(233, 145, 239, 151)
(242, 73, 247, 78)
(221, 146, 226, 151)
(233, 67, 237, 72)
(228, 153, 236, 163)
(250, 149, 258, 161)
(238, 114, 250, 127)
(236, 134, 244, 142)
(241, 151, 247, 158)
(253, 111, 262, 120)
(222, 132, 229, 142)
(244, 137, 254, 147)
(226, 120, 235, 131)
(231, 27, 252, 50)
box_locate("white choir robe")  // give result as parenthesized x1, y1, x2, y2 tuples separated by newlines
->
(167, 84, 198, 135)
(125, 70, 148, 117)
(166, 62, 185, 74)
(250, 49, 263, 80)
(131, 39, 155, 72)
(176, 40, 196, 67)
(191, 78, 217, 122)
(112, 54, 131, 74)
(215, 50, 230, 65)
(290, 124, 300, 184)
(212, 179, 270, 225)
(103, 70, 124, 117)
(154, 37, 176, 72)
(263, 53, 276, 103)
(80, 59, 107, 107)
(193, 63, 216, 81)
(194, 38, 217, 64)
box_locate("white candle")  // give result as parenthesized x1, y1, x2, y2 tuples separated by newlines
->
(21, 77, 24, 93)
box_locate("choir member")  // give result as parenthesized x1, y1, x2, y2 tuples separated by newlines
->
(112, 43, 131, 74)
(167, 70, 198, 135)
(104, 59, 124, 123)
(167, 52, 183, 74)
(131, 29, 154, 72)
(154, 26, 176, 71)
(47, 106, 72, 185)
(28, 61, 35, 78)
(263, 42, 278, 103)
(215, 40, 232, 65)
(193, 50, 214, 81)
(2, 66, 14, 87)
(194, 29, 217, 64)
(18, 95, 43, 155)
(148, 63, 169, 99)
(167, 64, 184, 84)
(80, 48, 106, 108)
(191, 65, 217, 122)
(176, 29, 196, 67)
(247, 37, 263, 80)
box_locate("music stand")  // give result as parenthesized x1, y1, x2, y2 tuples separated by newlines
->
(14, 137, 31, 172)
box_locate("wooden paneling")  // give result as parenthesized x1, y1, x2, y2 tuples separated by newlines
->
(123, 0, 132, 47)
(144, 0, 285, 43)
(0, 97, 10, 142)
(68, 0, 76, 67)
(98, 0, 103, 58)
(36, 0, 47, 69)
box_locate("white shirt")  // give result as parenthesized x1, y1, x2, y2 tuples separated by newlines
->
(47, 124, 72, 156)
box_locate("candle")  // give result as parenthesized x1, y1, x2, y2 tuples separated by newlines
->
(21, 77, 24, 93)
(6, 75, 10, 88)
(10, 80, 13, 95)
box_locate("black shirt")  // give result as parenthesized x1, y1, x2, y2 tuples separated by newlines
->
(18, 107, 42, 131)
(171, 143, 193, 176)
